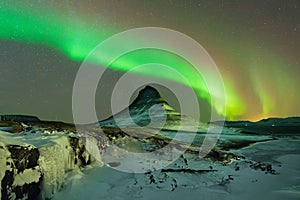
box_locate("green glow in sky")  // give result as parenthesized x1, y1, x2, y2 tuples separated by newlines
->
(0, 1, 298, 121)
(0, 3, 241, 119)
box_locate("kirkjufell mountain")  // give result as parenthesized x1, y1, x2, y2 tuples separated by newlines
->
(0, 86, 299, 200)
(99, 85, 207, 132)
(100, 85, 178, 127)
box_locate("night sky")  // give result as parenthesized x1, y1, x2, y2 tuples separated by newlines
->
(0, 0, 299, 123)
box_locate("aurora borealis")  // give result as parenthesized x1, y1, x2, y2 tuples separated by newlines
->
(0, 0, 299, 122)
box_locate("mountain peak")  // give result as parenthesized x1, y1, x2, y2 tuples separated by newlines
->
(135, 85, 161, 101)
(139, 85, 160, 98)
(130, 85, 162, 107)
(99, 85, 175, 127)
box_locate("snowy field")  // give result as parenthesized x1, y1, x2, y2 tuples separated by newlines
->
(0, 120, 299, 200)
(53, 134, 300, 200)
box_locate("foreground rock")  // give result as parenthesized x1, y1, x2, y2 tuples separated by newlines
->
(0, 128, 93, 200)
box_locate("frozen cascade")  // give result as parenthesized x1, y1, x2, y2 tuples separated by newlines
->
(0, 130, 95, 199)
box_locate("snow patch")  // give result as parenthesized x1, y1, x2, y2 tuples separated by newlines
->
(13, 168, 41, 186)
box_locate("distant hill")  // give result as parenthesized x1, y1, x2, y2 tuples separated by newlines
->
(0, 114, 40, 122)
(211, 117, 300, 134)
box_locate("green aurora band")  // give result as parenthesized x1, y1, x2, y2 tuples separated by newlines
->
(0, 2, 298, 121)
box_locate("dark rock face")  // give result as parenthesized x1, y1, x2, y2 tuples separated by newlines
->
(1, 145, 42, 200)
(7, 145, 39, 173)
(1, 170, 42, 200)
(69, 136, 93, 166)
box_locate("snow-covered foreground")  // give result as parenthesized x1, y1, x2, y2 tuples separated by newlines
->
(0, 118, 299, 200)
(53, 137, 300, 200)
(0, 128, 93, 200)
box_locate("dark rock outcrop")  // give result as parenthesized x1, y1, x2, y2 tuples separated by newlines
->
(0, 132, 94, 200)
(1, 144, 42, 200)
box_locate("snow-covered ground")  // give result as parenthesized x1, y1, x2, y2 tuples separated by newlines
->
(52, 135, 300, 200)
(0, 119, 299, 200)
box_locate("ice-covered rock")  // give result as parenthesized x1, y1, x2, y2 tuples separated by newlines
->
(0, 129, 94, 200)
(0, 139, 42, 200)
